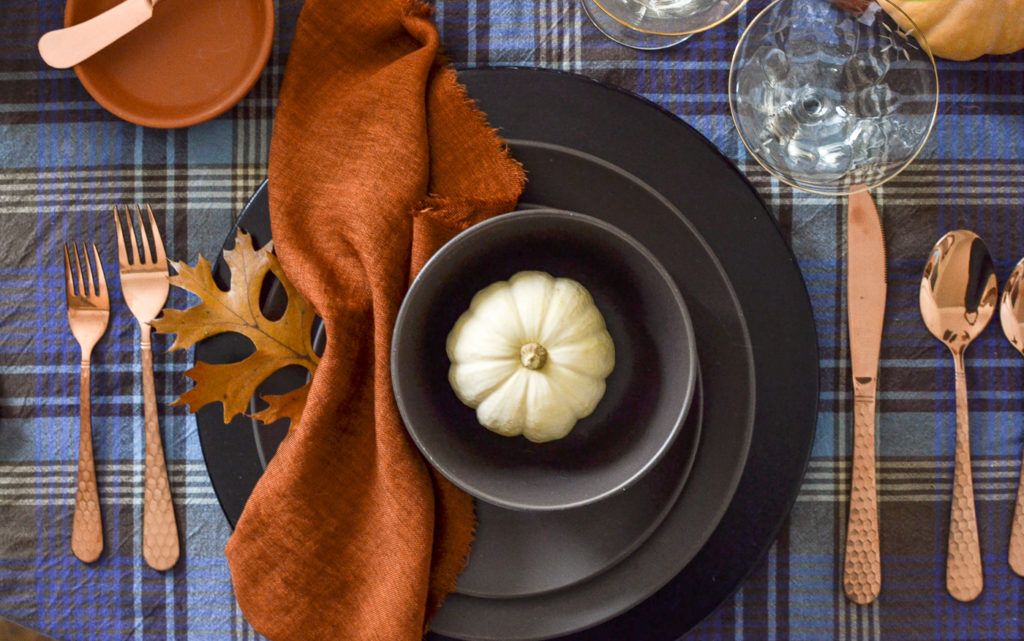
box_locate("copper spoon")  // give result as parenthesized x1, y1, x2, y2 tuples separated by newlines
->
(1000, 257, 1024, 577)
(920, 230, 998, 602)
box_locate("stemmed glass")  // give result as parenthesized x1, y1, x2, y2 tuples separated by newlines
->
(580, 0, 748, 50)
(729, 0, 938, 195)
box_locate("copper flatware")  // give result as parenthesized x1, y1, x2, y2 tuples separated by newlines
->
(37, 0, 158, 69)
(920, 230, 998, 601)
(843, 189, 886, 604)
(114, 205, 179, 571)
(1000, 257, 1024, 577)
(63, 242, 108, 563)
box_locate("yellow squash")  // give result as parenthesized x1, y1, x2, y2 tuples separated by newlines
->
(885, 0, 1024, 61)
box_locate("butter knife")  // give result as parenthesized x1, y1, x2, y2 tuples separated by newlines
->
(38, 0, 157, 70)
(843, 189, 886, 604)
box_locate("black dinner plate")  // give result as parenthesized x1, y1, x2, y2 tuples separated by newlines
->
(430, 139, 754, 640)
(201, 135, 756, 636)
(194, 68, 818, 641)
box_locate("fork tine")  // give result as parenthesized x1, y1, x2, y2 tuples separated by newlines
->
(114, 206, 129, 267)
(135, 205, 153, 264)
(73, 242, 86, 297)
(145, 205, 167, 267)
(125, 206, 140, 265)
(92, 244, 108, 301)
(80, 241, 95, 297)
(63, 244, 74, 302)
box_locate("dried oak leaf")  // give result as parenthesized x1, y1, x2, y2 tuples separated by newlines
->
(152, 229, 319, 428)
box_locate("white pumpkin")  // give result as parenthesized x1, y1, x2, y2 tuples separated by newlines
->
(446, 271, 615, 443)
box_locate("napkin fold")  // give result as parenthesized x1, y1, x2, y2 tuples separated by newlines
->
(223, 1, 525, 639)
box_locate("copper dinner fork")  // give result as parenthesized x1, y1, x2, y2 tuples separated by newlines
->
(113, 205, 179, 571)
(63, 242, 108, 563)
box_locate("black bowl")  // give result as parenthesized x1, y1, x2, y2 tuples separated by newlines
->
(391, 209, 696, 511)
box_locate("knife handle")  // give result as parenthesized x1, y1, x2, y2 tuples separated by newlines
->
(844, 394, 881, 604)
(947, 359, 982, 601)
(37, 0, 153, 69)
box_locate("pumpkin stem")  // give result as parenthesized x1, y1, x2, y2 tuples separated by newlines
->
(520, 342, 548, 370)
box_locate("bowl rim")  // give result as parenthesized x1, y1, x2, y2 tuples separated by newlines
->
(391, 207, 697, 511)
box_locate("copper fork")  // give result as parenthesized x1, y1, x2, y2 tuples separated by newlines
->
(113, 205, 179, 571)
(63, 242, 108, 563)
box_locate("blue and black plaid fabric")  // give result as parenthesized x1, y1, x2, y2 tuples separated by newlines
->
(1, 1, 1022, 639)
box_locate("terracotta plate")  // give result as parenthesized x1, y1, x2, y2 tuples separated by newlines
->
(66, 0, 274, 128)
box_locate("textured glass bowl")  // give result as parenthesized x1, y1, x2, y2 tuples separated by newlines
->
(581, 0, 747, 50)
(729, 0, 938, 195)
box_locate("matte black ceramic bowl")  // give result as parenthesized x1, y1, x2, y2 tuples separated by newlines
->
(391, 209, 696, 511)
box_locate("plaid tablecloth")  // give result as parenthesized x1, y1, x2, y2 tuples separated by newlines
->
(1, 1, 1023, 640)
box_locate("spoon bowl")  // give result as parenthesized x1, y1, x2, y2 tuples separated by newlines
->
(999, 257, 1024, 577)
(920, 230, 998, 355)
(1001, 258, 1024, 355)
(919, 229, 997, 602)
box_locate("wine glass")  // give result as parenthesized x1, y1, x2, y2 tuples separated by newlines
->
(729, 0, 938, 195)
(580, 0, 748, 50)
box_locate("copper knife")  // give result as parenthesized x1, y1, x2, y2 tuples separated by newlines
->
(843, 189, 886, 604)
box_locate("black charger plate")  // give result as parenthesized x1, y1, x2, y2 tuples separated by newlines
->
(195, 68, 818, 641)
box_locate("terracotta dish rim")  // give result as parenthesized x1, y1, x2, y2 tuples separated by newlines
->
(65, 0, 275, 129)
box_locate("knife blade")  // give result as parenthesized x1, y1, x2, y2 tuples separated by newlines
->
(0, 616, 60, 641)
(37, 0, 156, 70)
(843, 188, 886, 604)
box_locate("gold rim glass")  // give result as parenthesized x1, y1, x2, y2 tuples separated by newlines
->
(581, 0, 748, 50)
(728, 0, 939, 195)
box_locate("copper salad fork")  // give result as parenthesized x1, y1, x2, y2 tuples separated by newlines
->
(63, 242, 109, 563)
(113, 205, 179, 571)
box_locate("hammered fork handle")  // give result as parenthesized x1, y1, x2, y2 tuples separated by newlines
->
(1008, 451, 1024, 576)
(947, 361, 982, 601)
(139, 325, 179, 571)
(71, 360, 103, 563)
(844, 394, 881, 604)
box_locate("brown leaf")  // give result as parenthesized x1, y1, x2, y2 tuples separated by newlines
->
(153, 229, 319, 428)
(252, 382, 313, 427)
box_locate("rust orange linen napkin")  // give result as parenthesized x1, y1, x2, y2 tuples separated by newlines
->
(223, 0, 525, 639)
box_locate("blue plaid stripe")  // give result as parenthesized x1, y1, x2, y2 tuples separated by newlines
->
(1, 0, 1023, 639)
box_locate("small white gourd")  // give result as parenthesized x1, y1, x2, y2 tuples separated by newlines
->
(446, 271, 615, 443)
